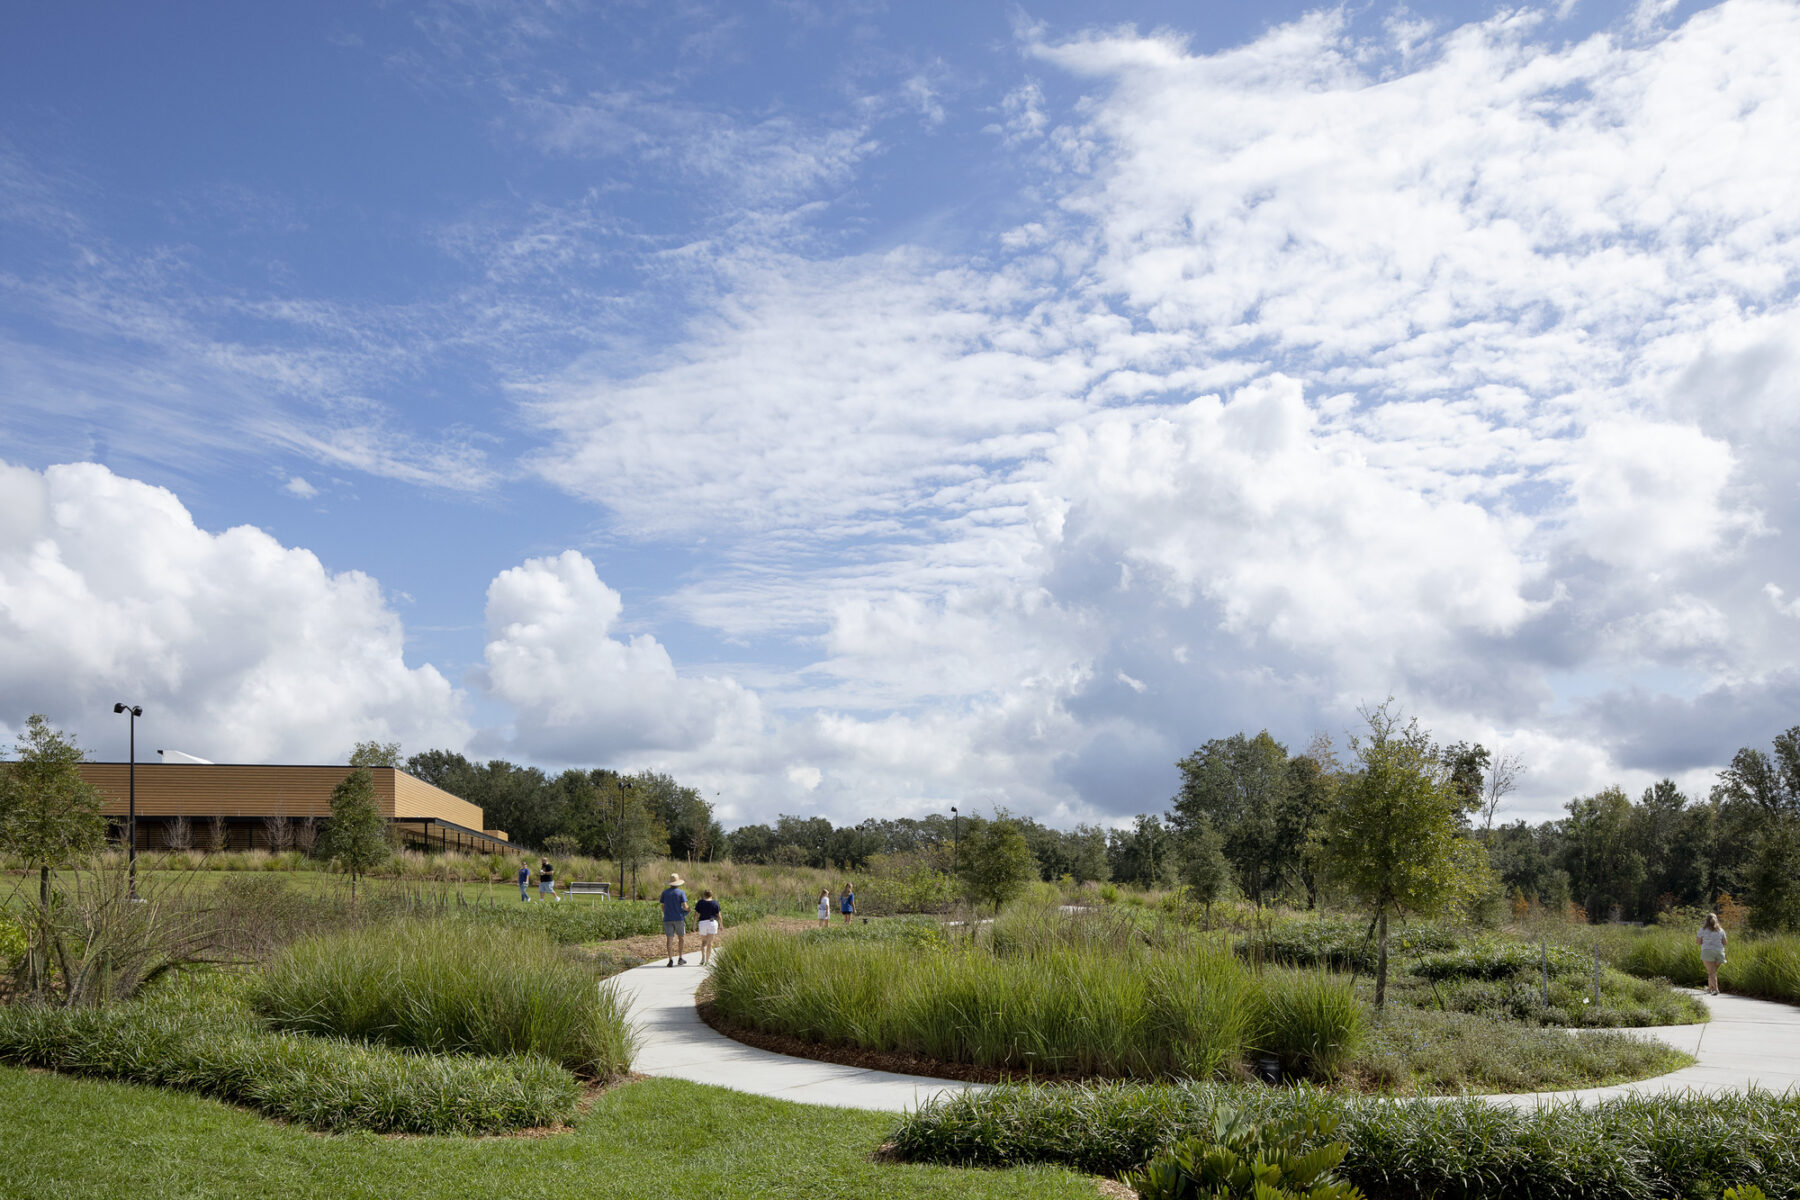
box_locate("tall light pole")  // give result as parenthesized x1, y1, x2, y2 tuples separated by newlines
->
(950, 805, 958, 875)
(615, 777, 635, 900)
(112, 703, 143, 899)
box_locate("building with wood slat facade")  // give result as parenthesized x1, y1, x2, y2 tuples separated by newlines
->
(75, 763, 512, 854)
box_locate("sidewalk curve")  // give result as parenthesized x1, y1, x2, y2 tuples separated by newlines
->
(610, 961, 1800, 1113)
(613, 959, 981, 1112)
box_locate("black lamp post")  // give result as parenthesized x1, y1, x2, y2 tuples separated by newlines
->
(615, 777, 635, 900)
(950, 805, 958, 874)
(112, 703, 143, 898)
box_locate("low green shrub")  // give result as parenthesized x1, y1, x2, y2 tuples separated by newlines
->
(1239, 917, 1457, 974)
(1351, 1007, 1688, 1094)
(1130, 1106, 1362, 1200)
(0, 915, 25, 972)
(0, 975, 579, 1134)
(251, 920, 633, 1078)
(890, 1083, 1800, 1200)
(1411, 939, 1590, 982)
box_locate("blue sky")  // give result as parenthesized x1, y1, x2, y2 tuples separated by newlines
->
(4, 0, 1799, 829)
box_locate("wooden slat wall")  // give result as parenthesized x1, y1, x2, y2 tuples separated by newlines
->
(75, 764, 493, 834)
(391, 770, 490, 832)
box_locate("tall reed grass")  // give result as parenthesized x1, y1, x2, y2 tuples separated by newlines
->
(1606, 927, 1800, 1006)
(710, 911, 1365, 1081)
(250, 921, 634, 1078)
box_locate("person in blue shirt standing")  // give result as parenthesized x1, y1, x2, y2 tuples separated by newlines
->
(660, 873, 690, 966)
(517, 860, 532, 901)
(840, 883, 855, 924)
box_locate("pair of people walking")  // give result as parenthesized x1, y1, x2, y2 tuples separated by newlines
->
(518, 859, 558, 900)
(659, 874, 723, 967)
(817, 884, 853, 926)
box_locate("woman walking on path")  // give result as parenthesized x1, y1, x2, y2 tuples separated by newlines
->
(1698, 912, 1728, 995)
(695, 890, 722, 965)
(817, 888, 832, 927)
(839, 883, 855, 924)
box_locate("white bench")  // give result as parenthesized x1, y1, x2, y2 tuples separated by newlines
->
(567, 881, 611, 897)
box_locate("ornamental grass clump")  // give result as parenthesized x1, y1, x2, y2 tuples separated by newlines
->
(709, 921, 1268, 1080)
(1258, 970, 1364, 1080)
(251, 920, 634, 1078)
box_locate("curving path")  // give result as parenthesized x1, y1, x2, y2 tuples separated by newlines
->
(609, 962, 1800, 1113)
(615, 960, 979, 1111)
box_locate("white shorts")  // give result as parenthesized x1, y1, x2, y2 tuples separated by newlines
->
(697, 919, 720, 936)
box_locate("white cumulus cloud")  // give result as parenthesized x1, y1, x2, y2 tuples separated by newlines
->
(0, 460, 470, 762)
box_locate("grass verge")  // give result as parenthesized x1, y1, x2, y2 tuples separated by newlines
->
(0, 1069, 1102, 1200)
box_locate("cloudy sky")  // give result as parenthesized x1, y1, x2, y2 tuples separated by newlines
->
(4, 0, 1798, 829)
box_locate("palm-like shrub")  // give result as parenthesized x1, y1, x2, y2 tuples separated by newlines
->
(1129, 1106, 1363, 1200)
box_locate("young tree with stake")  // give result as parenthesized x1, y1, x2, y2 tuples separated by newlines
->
(0, 716, 109, 995)
(1322, 701, 1487, 1009)
(319, 767, 390, 899)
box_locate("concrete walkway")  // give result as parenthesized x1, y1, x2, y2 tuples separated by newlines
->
(611, 961, 1800, 1113)
(613, 959, 981, 1112)
(1487, 990, 1800, 1109)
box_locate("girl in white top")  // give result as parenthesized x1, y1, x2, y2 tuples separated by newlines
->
(817, 888, 832, 926)
(1696, 912, 1728, 995)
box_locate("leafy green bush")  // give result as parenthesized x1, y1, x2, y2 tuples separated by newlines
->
(0, 975, 578, 1134)
(890, 1082, 1800, 1200)
(1130, 1106, 1362, 1200)
(251, 920, 634, 1078)
(0, 915, 25, 972)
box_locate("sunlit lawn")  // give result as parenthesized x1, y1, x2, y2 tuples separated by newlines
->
(0, 1067, 1101, 1200)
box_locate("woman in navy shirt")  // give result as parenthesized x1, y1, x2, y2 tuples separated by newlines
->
(694, 890, 723, 965)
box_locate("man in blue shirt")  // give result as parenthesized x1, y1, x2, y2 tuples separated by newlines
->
(517, 860, 532, 901)
(660, 873, 690, 966)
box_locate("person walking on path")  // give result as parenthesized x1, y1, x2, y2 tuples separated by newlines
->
(539, 858, 557, 900)
(839, 883, 855, 924)
(694, 890, 722, 965)
(817, 888, 832, 927)
(1698, 912, 1729, 995)
(661, 874, 691, 966)
(517, 860, 532, 901)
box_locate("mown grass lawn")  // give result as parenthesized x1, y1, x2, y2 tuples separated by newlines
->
(0, 1067, 1100, 1200)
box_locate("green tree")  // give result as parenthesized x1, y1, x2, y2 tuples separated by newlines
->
(1069, 824, 1111, 884)
(318, 767, 390, 898)
(347, 740, 401, 767)
(1322, 702, 1486, 1009)
(958, 815, 1037, 912)
(1719, 727, 1800, 932)
(1179, 815, 1233, 924)
(1171, 731, 1295, 906)
(1562, 787, 1646, 922)
(0, 715, 108, 993)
